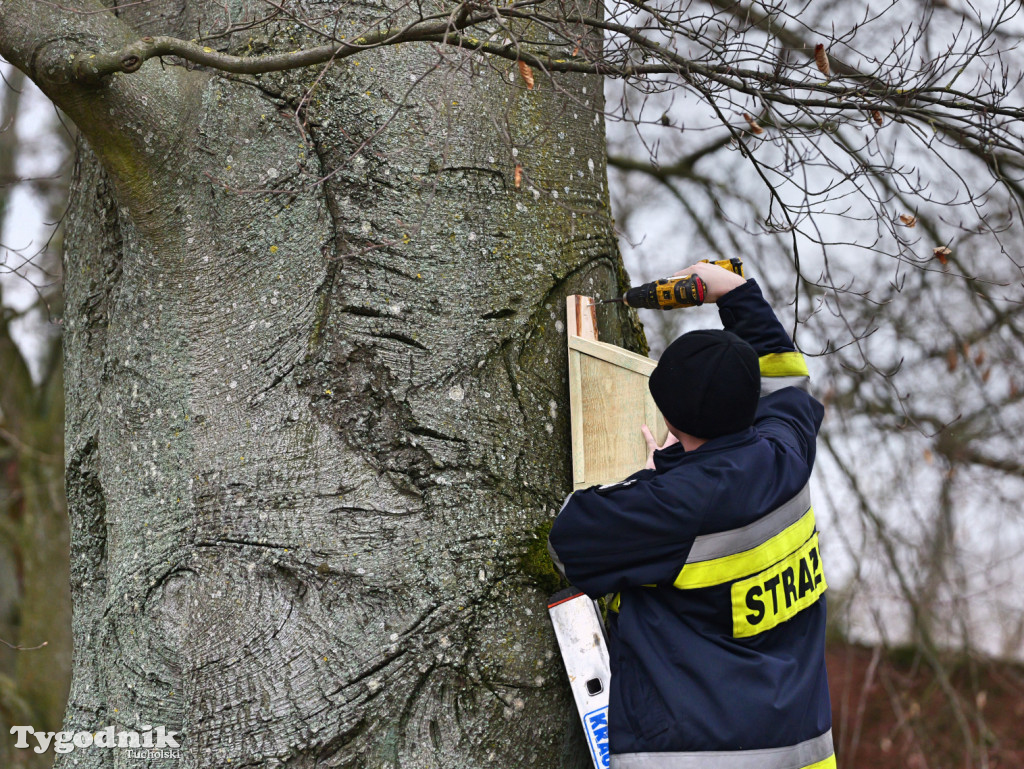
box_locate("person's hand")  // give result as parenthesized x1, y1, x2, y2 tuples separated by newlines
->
(673, 261, 747, 303)
(641, 424, 679, 469)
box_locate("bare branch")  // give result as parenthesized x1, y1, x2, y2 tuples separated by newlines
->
(72, 9, 495, 83)
(0, 636, 48, 651)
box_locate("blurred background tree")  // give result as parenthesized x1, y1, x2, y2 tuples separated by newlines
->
(603, 1, 1024, 762)
(0, 67, 72, 768)
(605, 0, 1024, 653)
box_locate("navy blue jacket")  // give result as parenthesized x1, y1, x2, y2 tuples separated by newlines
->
(549, 280, 831, 760)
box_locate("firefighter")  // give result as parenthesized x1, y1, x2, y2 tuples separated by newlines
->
(548, 261, 833, 769)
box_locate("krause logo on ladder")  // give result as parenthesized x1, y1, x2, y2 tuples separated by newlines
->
(548, 588, 612, 769)
(581, 707, 611, 768)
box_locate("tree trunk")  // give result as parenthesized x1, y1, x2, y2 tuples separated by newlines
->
(0, 0, 646, 765)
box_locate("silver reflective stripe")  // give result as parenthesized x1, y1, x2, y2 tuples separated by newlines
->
(611, 729, 834, 769)
(548, 494, 575, 579)
(685, 483, 811, 563)
(547, 539, 567, 579)
(761, 375, 810, 395)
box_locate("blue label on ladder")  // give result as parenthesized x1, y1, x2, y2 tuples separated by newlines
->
(583, 706, 611, 768)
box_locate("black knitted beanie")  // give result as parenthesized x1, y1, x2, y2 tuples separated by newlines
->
(648, 329, 760, 439)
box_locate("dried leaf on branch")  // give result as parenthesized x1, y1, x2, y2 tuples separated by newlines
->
(743, 113, 764, 134)
(814, 44, 831, 76)
(899, 214, 918, 227)
(514, 163, 523, 188)
(933, 245, 952, 264)
(517, 60, 535, 90)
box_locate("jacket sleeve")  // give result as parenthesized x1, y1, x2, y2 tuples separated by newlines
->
(547, 472, 708, 597)
(718, 279, 824, 465)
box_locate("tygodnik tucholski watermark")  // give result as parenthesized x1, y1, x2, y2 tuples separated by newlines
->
(10, 725, 181, 758)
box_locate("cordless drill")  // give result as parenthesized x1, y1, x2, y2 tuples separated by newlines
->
(599, 258, 744, 310)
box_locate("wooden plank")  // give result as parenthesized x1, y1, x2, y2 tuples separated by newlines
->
(569, 336, 657, 376)
(579, 295, 598, 341)
(567, 295, 598, 341)
(566, 296, 589, 486)
(566, 295, 670, 489)
(566, 295, 581, 338)
(578, 355, 649, 484)
(568, 343, 586, 486)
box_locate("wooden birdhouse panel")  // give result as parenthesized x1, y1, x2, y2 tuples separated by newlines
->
(566, 296, 668, 490)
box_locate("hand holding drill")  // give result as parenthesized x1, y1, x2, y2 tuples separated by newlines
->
(598, 258, 746, 310)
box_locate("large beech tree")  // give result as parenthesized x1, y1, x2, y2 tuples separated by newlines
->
(0, 0, 644, 766)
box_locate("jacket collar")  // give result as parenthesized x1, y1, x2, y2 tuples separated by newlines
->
(653, 427, 757, 472)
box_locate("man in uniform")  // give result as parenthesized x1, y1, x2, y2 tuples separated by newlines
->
(548, 262, 833, 769)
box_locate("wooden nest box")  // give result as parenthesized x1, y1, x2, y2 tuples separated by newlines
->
(566, 295, 669, 490)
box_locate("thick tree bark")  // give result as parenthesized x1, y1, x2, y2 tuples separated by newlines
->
(1, 0, 645, 766)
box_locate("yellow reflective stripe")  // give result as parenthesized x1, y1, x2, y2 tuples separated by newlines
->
(673, 508, 816, 589)
(759, 351, 809, 378)
(731, 532, 827, 638)
(803, 755, 836, 769)
(609, 593, 621, 613)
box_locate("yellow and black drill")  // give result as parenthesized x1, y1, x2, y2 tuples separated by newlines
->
(598, 258, 744, 310)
